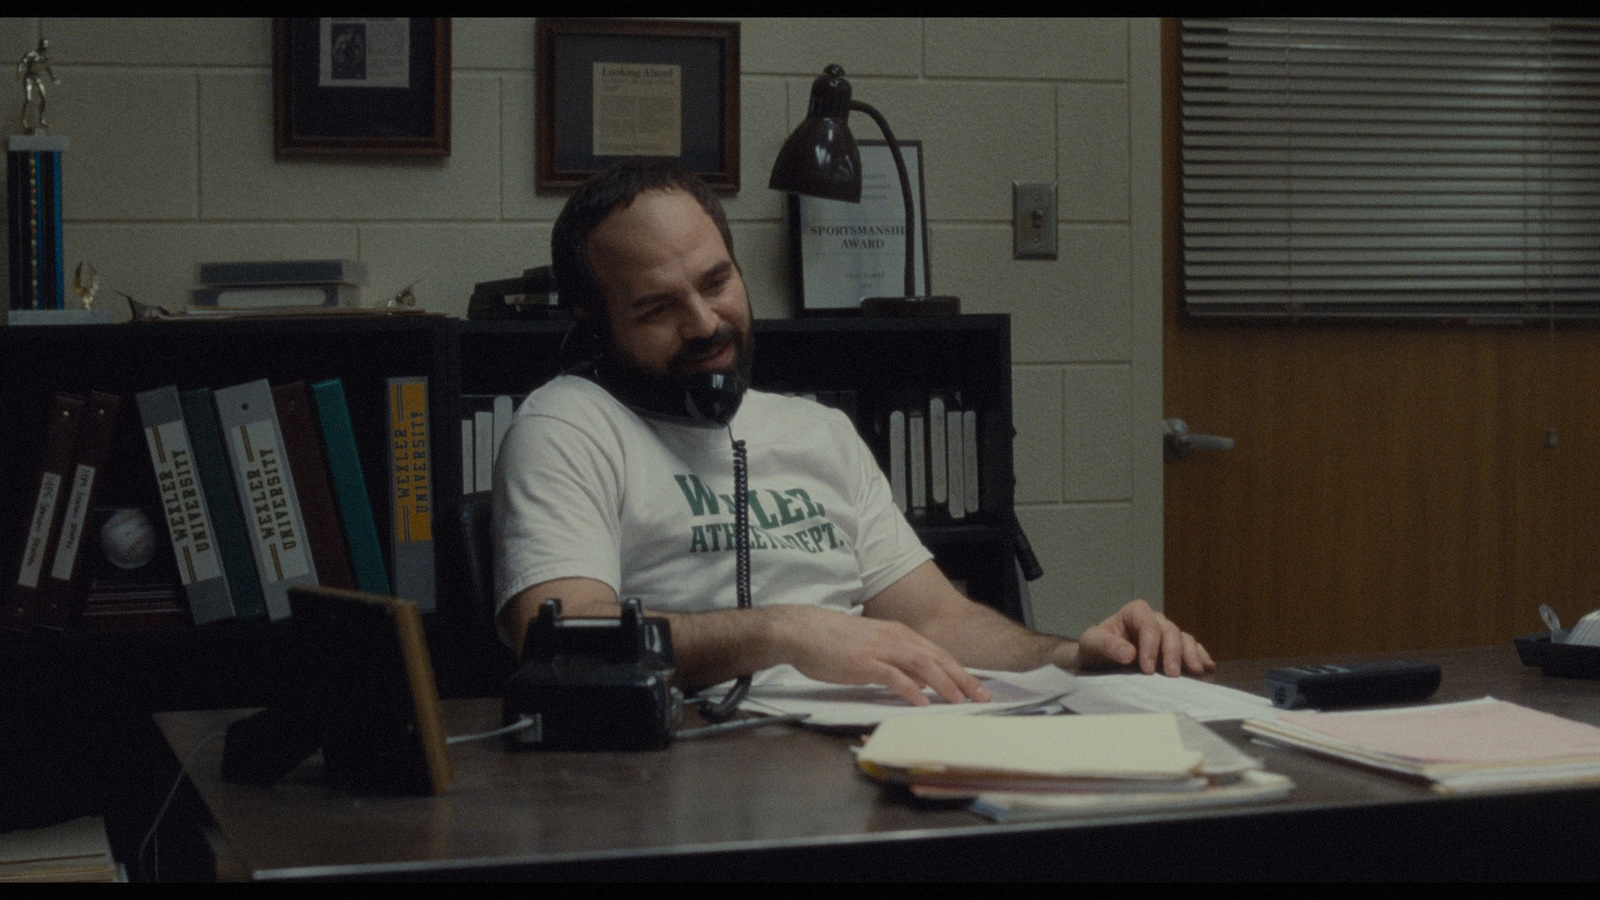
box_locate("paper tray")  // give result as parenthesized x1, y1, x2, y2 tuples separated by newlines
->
(1515, 633, 1600, 679)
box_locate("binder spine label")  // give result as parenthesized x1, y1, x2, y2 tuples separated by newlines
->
(17, 473, 62, 589)
(48, 463, 97, 582)
(388, 377, 435, 611)
(230, 420, 311, 582)
(147, 421, 223, 585)
(390, 381, 433, 543)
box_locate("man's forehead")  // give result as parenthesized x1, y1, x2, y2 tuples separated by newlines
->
(588, 189, 729, 274)
(593, 188, 712, 239)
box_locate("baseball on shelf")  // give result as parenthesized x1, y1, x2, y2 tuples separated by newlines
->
(101, 507, 157, 570)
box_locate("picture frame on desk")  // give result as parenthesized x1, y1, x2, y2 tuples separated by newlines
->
(790, 141, 930, 316)
(536, 18, 740, 191)
(273, 18, 451, 157)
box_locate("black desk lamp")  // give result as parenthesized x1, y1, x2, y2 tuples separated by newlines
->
(769, 65, 959, 316)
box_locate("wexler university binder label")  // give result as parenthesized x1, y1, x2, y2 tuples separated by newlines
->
(15, 397, 83, 592)
(388, 377, 435, 612)
(137, 386, 234, 624)
(215, 379, 316, 620)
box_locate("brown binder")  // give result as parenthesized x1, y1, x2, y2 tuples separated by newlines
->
(36, 392, 124, 632)
(3, 393, 86, 632)
(273, 381, 357, 591)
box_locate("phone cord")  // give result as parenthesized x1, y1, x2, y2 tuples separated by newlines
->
(698, 435, 752, 722)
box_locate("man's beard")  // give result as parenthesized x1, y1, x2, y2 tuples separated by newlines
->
(595, 322, 753, 419)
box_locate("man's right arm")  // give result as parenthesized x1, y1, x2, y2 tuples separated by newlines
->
(497, 581, 987, 705)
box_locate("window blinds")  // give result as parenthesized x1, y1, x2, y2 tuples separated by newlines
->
(1179, 18, 1600, 319)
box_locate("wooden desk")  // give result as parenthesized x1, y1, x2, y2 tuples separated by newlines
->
(158, 646, 1600, 881)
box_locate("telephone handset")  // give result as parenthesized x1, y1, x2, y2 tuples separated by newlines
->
(583, 354, 745, 428)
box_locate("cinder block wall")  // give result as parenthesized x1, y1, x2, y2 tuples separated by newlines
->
(1, 17, 1162, 637)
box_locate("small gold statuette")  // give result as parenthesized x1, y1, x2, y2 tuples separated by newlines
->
(73, 261, 99, 311)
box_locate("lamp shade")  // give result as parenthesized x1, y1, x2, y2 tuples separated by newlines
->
(768, 65, 862, 202)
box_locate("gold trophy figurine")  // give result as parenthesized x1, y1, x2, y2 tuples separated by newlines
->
(17, 36, 59, 135)
(73, 261, 99, 311)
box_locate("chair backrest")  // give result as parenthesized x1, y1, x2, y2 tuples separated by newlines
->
(455, 491, 496, 620)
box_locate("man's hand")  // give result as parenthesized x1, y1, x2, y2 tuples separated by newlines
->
(1075, 599, 1214, 676)
(769, 605, 992, 707)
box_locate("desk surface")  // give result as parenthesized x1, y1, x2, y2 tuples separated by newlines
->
(158, 645, 1600, 881)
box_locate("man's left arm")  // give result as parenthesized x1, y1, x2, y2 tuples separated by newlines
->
(862, 560, 1214, 676)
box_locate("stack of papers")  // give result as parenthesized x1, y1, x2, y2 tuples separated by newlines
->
(738, 665, 1076, 728)
(1242, 697, 1600, 794)
(0, 816, 122, 883)
(1064, 672, 1279, 722)
(856, 712, 1292, 821)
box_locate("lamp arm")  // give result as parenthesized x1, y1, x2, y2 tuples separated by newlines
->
(850, 99, 917, 297)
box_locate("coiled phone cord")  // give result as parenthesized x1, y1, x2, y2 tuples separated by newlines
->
(697, 432, 752, 722)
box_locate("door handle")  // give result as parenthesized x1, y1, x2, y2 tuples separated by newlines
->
(1164, 418, 1234, 461)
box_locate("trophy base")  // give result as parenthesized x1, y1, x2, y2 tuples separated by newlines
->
(5, 308, 114, 326)
(860, 295, 960, 317)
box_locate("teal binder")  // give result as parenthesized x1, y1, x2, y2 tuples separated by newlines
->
(311, 379, 392, 595)
(179, 387, 267, 621)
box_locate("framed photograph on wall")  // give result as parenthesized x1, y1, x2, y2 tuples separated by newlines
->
(791, 141, 930, 315)
(536, 18, 740, 191)
(274, 18, 451, 157)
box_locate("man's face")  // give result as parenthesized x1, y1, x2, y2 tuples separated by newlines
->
(584, 188, 753, 385)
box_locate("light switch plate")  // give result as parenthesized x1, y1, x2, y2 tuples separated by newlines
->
(1013, 181, 1057, 260)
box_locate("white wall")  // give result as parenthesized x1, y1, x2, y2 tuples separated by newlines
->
(1, 17, 1162, 638)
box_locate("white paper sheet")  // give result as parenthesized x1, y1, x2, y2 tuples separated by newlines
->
(1064, 673, 1278, 722)
(732, 664, 1075, 728)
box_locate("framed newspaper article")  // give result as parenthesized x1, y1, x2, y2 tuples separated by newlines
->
(536, 19, 740, 191)
(274, 18, 451, 157)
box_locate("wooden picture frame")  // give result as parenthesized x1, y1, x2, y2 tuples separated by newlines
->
(536, 18, 740, 191)
(274, 18, 451, 157)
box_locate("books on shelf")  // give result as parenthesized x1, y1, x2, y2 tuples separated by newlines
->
(135, 385, 236, 625)
(180, 387, 268, 622)
(214, 378, 318, 621)
(35, 392, 123, 631)
(461, 394, 515, 494)
(191, 258, 365, 312)
(274, 381, 357, 591)
(1, 374, 418, 631)
(873, 390, 981, 521)
(4, 393, 85, 631)
(197, 258, 367, 286)
(312, 378, 392, 596)
(388, 376, 435, 612)
(190, 283, 359, 311)
(1242, 696, 1600, 795)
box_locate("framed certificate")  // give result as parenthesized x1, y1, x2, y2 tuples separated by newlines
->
(791, 141, 930, 315)
(536, 19, 740, 191)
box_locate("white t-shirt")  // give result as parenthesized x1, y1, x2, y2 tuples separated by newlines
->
(493, 375, 931, 643)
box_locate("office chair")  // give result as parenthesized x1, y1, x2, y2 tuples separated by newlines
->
(443, 491, 517, 695)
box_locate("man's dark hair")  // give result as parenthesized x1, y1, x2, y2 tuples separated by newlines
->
(551, 159, 737, 328)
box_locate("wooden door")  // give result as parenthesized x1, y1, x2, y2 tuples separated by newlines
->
(1159, 22, 1600, 660)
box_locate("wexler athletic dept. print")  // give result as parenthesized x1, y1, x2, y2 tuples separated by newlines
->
(675, 474, 844, 556)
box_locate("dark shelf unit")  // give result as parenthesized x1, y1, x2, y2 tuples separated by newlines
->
(0, 313, 1016, 711)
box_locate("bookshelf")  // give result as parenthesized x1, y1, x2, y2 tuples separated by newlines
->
(0, 313, 1017, 709)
